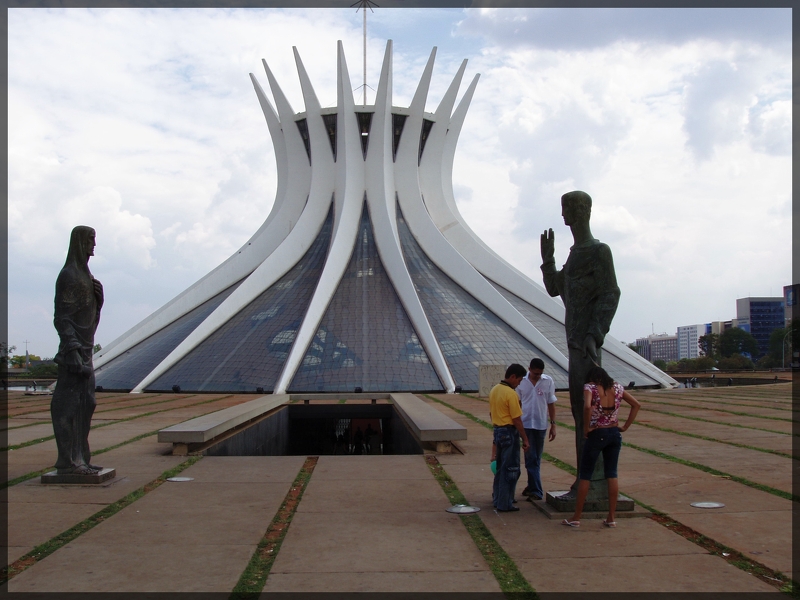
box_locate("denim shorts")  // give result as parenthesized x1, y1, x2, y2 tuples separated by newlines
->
(578, 427, 622, 480)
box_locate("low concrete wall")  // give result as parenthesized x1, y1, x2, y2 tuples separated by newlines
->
(478, 365, 505, 397)
(204, 406, 290, 457)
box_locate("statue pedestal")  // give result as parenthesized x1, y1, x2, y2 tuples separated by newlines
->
(41, 467, 116, 485)
(545, 489, 635, 513)
(528, 493, 649, 520)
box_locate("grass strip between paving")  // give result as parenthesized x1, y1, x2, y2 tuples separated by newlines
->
(0, 393, 201, 420)
(0, 455, 203, 585)
(3, 393, 235, 452)
(638, 398, 797, 423)
(425, 455, 537, 598)
(3, 397, 250, 487)
(635, 421, 794, 460)
(645, 395, 794, 413)
(4, 420, 51, 431)
(230, 456, 318, 598)
(0, 396, 239, 490)
(426, 394, 795, 592)
(600, 404, 794, 437)
(630, 497, 796, 595)
(1, 428, 164, 491)
(552, 419, 796, 502)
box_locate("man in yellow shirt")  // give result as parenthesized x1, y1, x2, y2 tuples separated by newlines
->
(490, 364, 530, 512)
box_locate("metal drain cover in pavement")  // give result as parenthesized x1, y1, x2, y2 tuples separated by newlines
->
(166, 477, 194, 482)
(446, 504, 480, 514)
(690, 501, 725, 508)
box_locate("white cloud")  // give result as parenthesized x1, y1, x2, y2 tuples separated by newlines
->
(7, 7, 792, 358)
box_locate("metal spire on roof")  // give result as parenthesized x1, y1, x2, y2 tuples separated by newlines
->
(351, 0, 378, 105)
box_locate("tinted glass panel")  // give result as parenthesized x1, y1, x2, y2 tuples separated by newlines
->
(94, 281, 243, 391)
(397, 205, 566, 391)
(288, 202, 443, 393)
(490, 282, 660, 387)
(147, 207, 333, 392)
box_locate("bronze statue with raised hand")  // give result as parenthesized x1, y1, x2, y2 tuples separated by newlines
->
(541, 191, 620, 499)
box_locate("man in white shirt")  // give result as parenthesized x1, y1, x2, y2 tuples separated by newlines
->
(517, 358, 557, 501)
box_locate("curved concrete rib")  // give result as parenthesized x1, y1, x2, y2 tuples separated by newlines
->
(368, 43, 455, 392)
(408, 64, 568, 371)
(131, 52, 336, 393)
(430, 74, 565, 323)
(95, 61, 311, 368)
(274, 42, 364, 394)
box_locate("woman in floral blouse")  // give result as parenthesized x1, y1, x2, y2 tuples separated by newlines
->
(562, 366, 640, 528)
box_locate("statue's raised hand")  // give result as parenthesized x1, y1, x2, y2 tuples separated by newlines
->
(541, 228, 555, 263)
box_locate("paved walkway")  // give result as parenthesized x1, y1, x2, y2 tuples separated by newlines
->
(2, 384, 791, 593)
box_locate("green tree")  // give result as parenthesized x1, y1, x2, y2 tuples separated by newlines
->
(28, 362, 58, 377)
(10, 354, 41, 368)
(718, 328, 759, 358)
(653, 359, 667, 371)
(1, 344, 16, 368)
(717, 353, 755, 370)
(766, 319, 799, 367)
(694, 355, 717, 370)
(698, 333, 719, 359)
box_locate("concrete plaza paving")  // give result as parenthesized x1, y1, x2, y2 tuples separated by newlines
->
(2, 383, 792, 593)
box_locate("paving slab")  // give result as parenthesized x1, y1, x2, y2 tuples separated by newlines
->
(263, 570, 501, 593)
(6, 501, 101, 551)
(517, 554, 776, 593)
(299, 478, 450, 513)
(310, 454, 433, 480)
(65, 484, 285, 546)
(2, 418, 50, 430)
(266, 455, 496, 592)
(618, 446, 792, 493)
(480, 505, 704, 559)
(180, 454, 305, 483)
(675, 510, 793, 576)
(4, 388, 793, 593)
(639, 407, 792, 435)
(8, 543, 256, 592)
(537, 428, 794, 579)
(6, 423, 55, 446)
(271, 510, 485, 574)
(7, 456, 304, 592)
(427, 389, 794, 584)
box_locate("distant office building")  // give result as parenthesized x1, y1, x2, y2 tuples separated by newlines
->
(635, 333, 678, 364)
(634, 337, 651, 361)
(736, 297, 784, 358)
(784, 284, 798, 324)
(650, 334, 679, 363)
(708, 321, 730, 336)
(677, 324, 705, 359)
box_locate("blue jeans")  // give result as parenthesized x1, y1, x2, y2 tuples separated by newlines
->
(578, 427, 622, 480)
(523, 428, 546, 499)
(492, 426, 521, 510)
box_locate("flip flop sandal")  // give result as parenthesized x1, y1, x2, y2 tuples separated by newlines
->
(603, 520, 617, 528)
(561, 519, 580, 527)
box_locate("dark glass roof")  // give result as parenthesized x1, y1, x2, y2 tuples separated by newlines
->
(288, 201, 443, 393)
(397, 203, 567, 391)
(146, 206, 334, 393)
(94, 280, 243, 392)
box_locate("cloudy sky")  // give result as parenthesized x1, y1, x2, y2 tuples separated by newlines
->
(8, 7, 792, 359)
